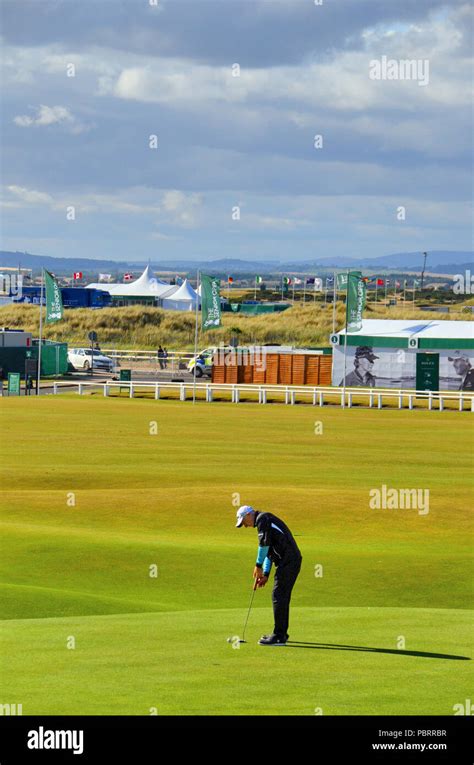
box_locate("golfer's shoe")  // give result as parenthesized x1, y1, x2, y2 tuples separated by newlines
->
(260, 633, 289, 641)
(258, 633, 288, 646)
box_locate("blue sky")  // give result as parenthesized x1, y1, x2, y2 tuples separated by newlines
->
(1, 0, 472, 263)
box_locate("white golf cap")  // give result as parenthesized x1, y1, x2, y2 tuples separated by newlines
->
(235, 505, 254, 528)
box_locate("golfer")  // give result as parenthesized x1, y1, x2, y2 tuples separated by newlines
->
(449, 351, 474, 391)
(236, 505, 302, 646)
(339, 345, 378, 387)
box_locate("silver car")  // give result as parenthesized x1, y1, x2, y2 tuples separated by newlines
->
(68, 348, 115, 372)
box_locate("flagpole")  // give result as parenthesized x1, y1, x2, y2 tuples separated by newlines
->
(332, 271, 337, 334)
(384, 278, 388, 304)
(254, 277, 257, 301)
(413, 280, 416, 305)
(36, 267, 44, 395)
(292, 281, 295, 304)
(303, 278, 306, 304)
(192, 270, 200, 404)
(341, 269, 350, 409)
(375, 279, 378, 304)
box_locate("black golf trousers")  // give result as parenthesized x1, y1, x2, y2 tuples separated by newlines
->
(272, 556, 302, 639)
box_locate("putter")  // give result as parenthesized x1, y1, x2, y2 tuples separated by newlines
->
(240, 579, 258, 644)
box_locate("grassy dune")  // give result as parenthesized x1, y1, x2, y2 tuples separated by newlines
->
(0, 396, 472, 714)
(0, 301, 470, 350)
(0, 303, 470, 350)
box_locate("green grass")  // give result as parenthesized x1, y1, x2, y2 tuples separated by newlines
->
(1, 300, 470, 349)
(0, 396, 472, 715)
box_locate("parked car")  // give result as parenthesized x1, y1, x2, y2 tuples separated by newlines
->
(187, 346, 233, 378)
(68, 348, 115, 373)
(187, 350, 213, 378)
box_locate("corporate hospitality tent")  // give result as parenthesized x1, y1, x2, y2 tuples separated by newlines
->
(86, 266, 171, 305)
(158, 280, 199, 311)
(331, 319, 474, 392)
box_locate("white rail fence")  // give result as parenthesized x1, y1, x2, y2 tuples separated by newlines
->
(49, 380, 474, 412)
(100, 350, 192, 374)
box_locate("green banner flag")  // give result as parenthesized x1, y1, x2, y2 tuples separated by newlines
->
(336, 273, 348, 289)
(346, 271, 366, 333)
(44, 270, 64, 323)
(201, 273, 221, 330)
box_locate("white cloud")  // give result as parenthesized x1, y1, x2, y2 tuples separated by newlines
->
(13, 104, 90, 133)
(4, 5, 472, 116)
(2, 185, 204, 228)
(105, 8, 473, 113)
(1, 4, 471, 260)
(239, 213, 312, 231)
(161, 190, 202, 227)
(7, 185, 54, 204)
(14, 104, 74, 127)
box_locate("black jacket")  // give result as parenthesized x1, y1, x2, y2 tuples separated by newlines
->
(254, 511, 302, 567)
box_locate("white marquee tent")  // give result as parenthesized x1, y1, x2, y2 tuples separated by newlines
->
(86, 266, 171, 297)
(159, 279, 199, 311)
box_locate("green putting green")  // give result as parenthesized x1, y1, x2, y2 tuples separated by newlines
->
(0, 396, 472, 715)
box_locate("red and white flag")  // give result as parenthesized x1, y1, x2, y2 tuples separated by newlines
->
(123, 272, 133, 281)
(73, 272, 83, 280)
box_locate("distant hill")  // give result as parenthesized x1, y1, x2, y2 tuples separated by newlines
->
(0, 251, 124, 272)
(0, 251, 277, 275)
(0, 249, 472, 277)
(370, 251, 473, 268)
(279, 251, 474, 271)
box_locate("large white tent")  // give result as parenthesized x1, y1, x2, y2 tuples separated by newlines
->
(159, 279, 199, 311)
(86, 266, 171, 297)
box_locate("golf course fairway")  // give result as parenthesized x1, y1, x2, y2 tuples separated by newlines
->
(1, 395, 472, 715)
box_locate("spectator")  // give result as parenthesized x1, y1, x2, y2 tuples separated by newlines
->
(157, 345, 165, 370)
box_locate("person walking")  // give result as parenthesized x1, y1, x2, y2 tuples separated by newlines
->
(157, 345, 165, 370)
(236, 505, 302, 646)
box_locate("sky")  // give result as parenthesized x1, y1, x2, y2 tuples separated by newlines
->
(0, 0, 473, 264)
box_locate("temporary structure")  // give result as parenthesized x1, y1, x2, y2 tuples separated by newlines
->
(86, 266, 170, 298)
(159, 279, 199, 311)
(212, 347, 332, 386)
(331, 319, 474, 391)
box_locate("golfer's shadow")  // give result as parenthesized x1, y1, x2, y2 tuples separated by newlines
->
(285, 641, 470, 661)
